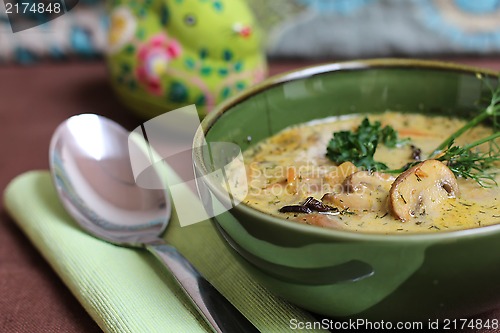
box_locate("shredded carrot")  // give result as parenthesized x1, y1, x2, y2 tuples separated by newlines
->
(286, 166, 298, 194)
(398, 129, 434, 137)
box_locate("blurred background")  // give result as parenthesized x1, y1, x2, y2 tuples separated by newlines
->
(1, 0, 500, 63)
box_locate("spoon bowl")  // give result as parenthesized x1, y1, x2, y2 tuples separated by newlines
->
(50, 114, 169, 245)
(49, 114, 257, 333)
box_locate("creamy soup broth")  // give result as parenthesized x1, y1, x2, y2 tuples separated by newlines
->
(228, 112, 500, 234)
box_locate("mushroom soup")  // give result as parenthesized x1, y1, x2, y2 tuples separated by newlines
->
(228, 112, 500, 234)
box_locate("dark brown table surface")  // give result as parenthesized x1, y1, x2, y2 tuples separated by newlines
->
(1, 58, 500, 332)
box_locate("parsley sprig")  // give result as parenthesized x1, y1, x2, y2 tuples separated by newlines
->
(326, 118, 409, 171)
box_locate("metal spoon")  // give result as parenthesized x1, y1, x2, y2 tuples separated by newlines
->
(49, 114, 258, 333)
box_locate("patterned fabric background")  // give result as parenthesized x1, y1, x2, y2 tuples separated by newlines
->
(248, 0, 500, 58)
(0, 0, 108, 64)
(1, 0, 500, 64)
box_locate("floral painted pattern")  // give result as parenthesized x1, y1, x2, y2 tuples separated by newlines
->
(296, 0, 374, 14)
(246, 0, 500, 58)
(136, 34, 182, 95)
(106, 0, 267, 118)
(2, 0, 500, 65)
(107, 6, 137, 55)
(416, 0, 500, 50)
(454, 0, 500, 14)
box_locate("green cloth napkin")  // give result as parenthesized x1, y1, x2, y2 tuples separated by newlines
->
(4, 171, 326, 333)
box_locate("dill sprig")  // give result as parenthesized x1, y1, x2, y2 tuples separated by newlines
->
(326, 75, 500, 187)
(430, 76, 500, 158)
(388, 76, 500, 187)
(390, 133, 500, 186)
(427, 76, 500, 186)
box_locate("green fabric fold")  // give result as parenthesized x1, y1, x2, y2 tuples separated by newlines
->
(4, 171, 325, 333)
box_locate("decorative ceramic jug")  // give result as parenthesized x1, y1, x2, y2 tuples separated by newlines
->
(106, 0, 267, 118)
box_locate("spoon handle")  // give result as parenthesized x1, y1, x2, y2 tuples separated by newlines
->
(147, 244, 259, 333)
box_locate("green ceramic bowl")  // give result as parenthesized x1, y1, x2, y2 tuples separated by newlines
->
(193, 59, 500, 321)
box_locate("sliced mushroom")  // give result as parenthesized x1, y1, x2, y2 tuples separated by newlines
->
(324, 161, 358, 189)
(389, 160, 459, 222)
(322, 171, 395, 213)
(344, 171, 395, 193)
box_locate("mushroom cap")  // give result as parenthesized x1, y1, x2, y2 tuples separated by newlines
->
(322, 171, 395, 213)
(389, 160, 460, 222)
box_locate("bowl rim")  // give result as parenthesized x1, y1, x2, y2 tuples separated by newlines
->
(193, 58, 500, 242)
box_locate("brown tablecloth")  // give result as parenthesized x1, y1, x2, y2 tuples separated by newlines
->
(1, 58, 500, 332)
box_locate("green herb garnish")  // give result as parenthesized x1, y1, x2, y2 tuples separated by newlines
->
(326, 75, 500, 187)
(437, 138, 500, 186)
(326, 118, 408, 171)
(434, 78, 500, 186)
(390, 77, 500, 187)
